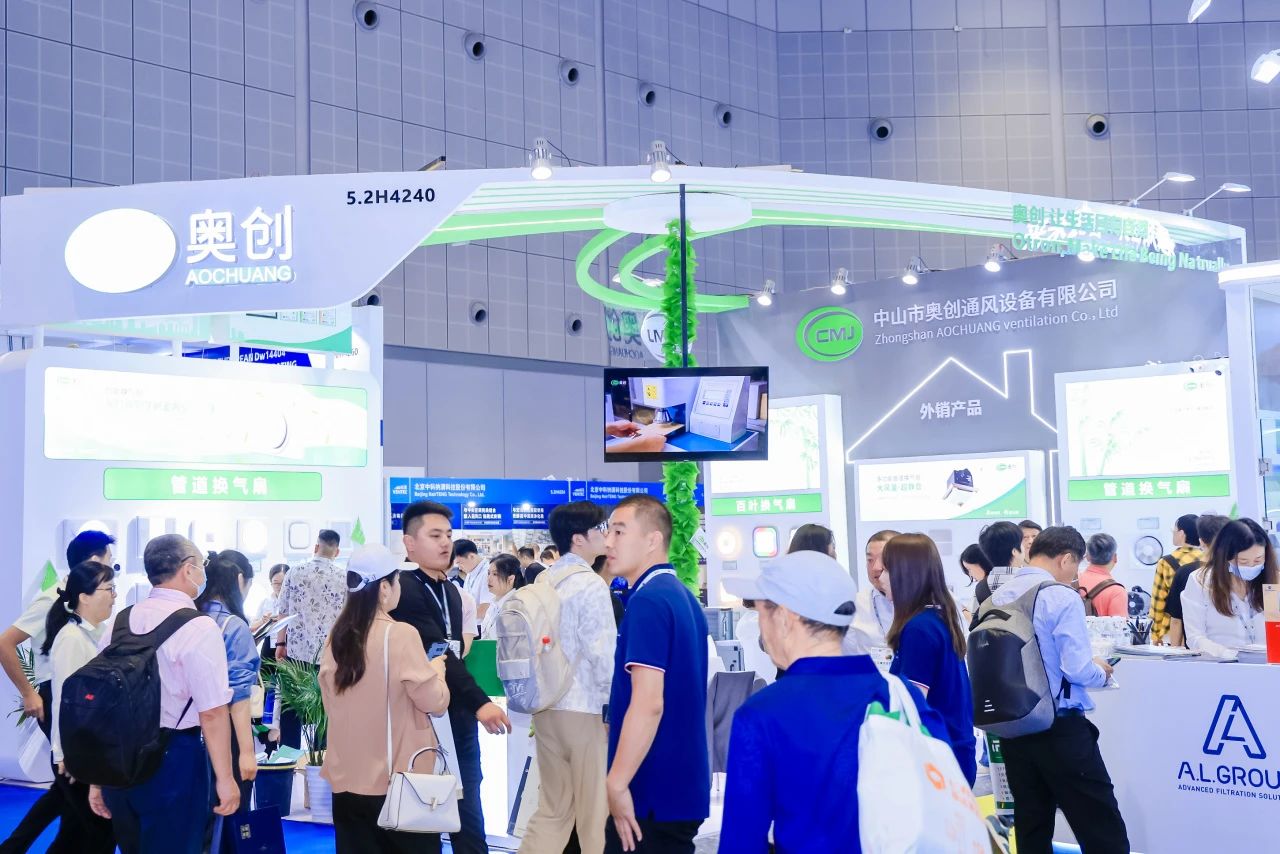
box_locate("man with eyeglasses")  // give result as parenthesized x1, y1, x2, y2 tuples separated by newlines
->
(0, 530, 116, 854)
(519, 502, 617, 854)
(87, 534, 239, 852)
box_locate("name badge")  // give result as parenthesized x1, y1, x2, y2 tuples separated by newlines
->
(449, 640, 462, 658)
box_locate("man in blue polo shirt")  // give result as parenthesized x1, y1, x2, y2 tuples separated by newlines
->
(603, 494, 710, 854)
(720, 550, 946, 853)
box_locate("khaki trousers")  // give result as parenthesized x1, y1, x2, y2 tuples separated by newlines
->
(518, 709, 609, 854)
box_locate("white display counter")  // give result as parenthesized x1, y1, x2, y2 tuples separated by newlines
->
(1055, 658, 1280, 852)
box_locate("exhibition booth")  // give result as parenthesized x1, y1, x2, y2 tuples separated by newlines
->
(0, 162, 1268, 847)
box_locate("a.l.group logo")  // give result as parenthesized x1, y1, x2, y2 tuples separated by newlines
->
(796, 306, 864, 362)
(1203, 694, 1266, 760)
(64, 208, 177, 294)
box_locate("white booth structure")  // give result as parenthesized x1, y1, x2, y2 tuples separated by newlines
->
(0, 163, 1256, 841)
(1054, 359, 1235, 589)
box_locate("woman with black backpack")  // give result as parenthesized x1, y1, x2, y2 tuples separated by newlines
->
(45, 559, 118, 853)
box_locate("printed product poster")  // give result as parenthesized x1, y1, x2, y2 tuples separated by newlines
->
(857, 456, 1028, 522)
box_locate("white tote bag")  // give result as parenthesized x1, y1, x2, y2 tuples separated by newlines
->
(375, 626, 462, 834)
(857, 674, 989, 854)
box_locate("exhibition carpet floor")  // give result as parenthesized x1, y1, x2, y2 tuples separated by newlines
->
(0, 782, 343, 853)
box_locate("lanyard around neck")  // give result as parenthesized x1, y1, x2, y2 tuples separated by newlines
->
(420, 574, 451, 638)
(632, 567, 676, 595)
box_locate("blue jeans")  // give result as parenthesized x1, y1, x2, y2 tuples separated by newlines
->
(102, 730, 211, 854)
(449, 717, 488, 854)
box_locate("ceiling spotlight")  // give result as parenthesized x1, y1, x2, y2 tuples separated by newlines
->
(529, 137, 553, 180)
(648, 140, 674, 183)
(984, 244, 1013, 273)
(1078, 248, 1096, 262)
(1127, 171, 1196, 205)
(756, 279, 775, 307)
(1183, 182, 1253, 216)
(830, 267, 849, 296)
(1253, 50, 1280, 84)
(1187, 0, 1212, 22)
(901, 256, 929, 285)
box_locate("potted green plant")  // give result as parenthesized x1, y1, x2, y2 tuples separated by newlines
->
(266, 658, 331, 822)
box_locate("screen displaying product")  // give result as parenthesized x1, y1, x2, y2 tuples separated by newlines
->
(44, 367, 369, 467)
(1062, 372, 1230, 501)
(707, 403, 820, 494)
(856, 456, 1029, 522)
(602, 367, 768, 462)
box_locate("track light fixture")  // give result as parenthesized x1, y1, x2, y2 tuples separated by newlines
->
(901, 256, 930, 286)
(984, 244, 1014, 273)
(830, 268, 849, 296)
(1252, 50, 1280, 84)
(529, 138, 553, 180)
(1187, 0, 1212, 23)
(648, 140, 674, 183)
(756, 280, 775, 306)
(1127, 171, 1195, 206)
(1183, 182, 1251, 216)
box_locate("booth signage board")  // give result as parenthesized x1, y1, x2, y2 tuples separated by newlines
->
(1009, 199, 1234, 271)
(185, 346, 313, 367)
(717, 255, 1227, 481)
(388, 478, 703, 532)
(855, 456, 1029, 522)
(0, 170, 479, 328)
(103, 467, 323, 502)
(709, 492, 823, 516)
(1066, 474, 1231, 501)
(1084, 660, 1280, 852)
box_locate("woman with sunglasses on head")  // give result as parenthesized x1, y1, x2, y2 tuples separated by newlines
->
(196, 550, 262, 845)
(44, 560, 118, 853)
(1181, 518, 1279, 660)
(320, 545, 450, 853)
(883, 533, 977, 785)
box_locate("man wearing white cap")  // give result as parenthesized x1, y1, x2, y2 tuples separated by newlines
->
(719, 551, 946, 853)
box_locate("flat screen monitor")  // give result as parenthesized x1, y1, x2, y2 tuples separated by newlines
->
(603, 367, 769, 462)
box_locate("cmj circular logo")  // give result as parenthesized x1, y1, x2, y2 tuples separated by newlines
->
(796, 306, 864, 362)
(64, 208, 177, 294)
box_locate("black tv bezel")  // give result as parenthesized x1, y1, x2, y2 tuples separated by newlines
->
(602, 366, 770, 463)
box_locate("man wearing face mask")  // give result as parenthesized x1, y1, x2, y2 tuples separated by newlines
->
(719, 550, 946, 851)
(87, 534, 239, 852)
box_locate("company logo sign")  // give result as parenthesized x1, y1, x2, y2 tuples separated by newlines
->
(64, 208, 178, 294)
(1177, 694, 1280, 801)
(796, 306, 864, 362)
(1203, 695, 1266, 760)
(65, 204, 296, 295)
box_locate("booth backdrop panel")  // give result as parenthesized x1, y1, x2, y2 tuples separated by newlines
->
(715, 254, 1226, 569)
(383, 347, 640, 481)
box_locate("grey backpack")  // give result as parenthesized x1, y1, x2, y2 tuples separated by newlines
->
(967, 580, 1069, 738)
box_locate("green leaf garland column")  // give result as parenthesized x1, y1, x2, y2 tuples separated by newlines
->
(661, 218, 702, 595)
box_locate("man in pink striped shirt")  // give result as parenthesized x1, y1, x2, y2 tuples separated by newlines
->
(87, 535, 238, 853)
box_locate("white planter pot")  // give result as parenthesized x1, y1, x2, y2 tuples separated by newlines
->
(305, 765, 333, 823)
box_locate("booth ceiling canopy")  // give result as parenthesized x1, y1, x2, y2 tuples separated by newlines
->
(0, 166, 1245, 329)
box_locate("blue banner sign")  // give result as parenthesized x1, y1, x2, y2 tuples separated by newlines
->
(184, 345, 313, 367)
(388, 478, 702, 531)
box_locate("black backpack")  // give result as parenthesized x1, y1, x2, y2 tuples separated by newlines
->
(60, 606, 206, 787)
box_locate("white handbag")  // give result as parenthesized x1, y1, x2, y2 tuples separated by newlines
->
(375, 625, 462, 834)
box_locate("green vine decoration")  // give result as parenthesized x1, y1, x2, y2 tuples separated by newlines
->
(661, 218, 703, 595)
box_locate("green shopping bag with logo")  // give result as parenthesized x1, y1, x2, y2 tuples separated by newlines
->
(858, 674, 989, 853)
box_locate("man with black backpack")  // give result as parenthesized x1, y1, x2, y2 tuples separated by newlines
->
(970, 527, 1128, 854)
(78, 534, 239, 853)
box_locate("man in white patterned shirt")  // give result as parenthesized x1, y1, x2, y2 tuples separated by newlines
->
(519, 502, 617, 854)
(274, 529, 346, 749)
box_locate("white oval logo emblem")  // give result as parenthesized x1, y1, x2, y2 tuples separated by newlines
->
(64, 208, 177, 294)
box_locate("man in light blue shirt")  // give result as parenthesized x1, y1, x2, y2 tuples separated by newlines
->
(990, 526, 1129, 853)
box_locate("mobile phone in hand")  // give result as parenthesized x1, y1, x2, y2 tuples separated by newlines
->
(428, 641, 449, 659)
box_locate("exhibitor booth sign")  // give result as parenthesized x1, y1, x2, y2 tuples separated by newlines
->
(1084, 659, 1280, 852)
(717, 254, 1227, 470)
